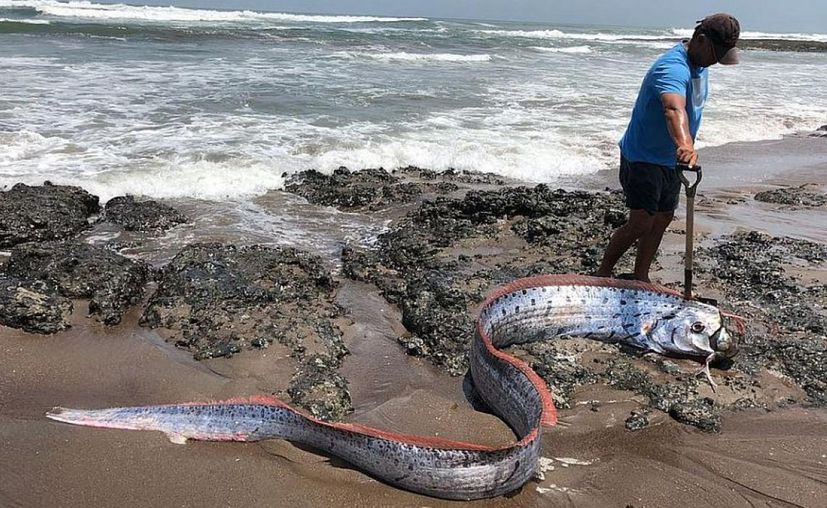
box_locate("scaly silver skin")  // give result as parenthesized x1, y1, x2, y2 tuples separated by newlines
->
(478, 275, 734, 359)
(47, 275, 734, 500)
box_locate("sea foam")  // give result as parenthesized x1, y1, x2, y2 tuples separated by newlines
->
(0, 16, 50, 24)
(0, 0, 428, 24)
(531, 45, 592, 54)
(2, 4, 825, 202)
(670, 27, 827, 42)
(330, 51, 492, 63)
(479, 29, 669, 42)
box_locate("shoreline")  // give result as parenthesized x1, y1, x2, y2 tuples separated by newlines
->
(2, 135, 826, 506)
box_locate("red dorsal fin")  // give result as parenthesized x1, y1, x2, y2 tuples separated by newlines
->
(175, 395, 290, 408)
(218, 395, 290, 407)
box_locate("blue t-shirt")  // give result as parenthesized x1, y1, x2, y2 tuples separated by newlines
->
(619, 43, 708, 168)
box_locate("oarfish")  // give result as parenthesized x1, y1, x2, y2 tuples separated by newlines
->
(47, 275, 737, 500)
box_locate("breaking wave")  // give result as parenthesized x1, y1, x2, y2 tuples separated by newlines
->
(530, 45, 592, 54)
(330, 51, 492, 63)
(0, 0, 428, 24)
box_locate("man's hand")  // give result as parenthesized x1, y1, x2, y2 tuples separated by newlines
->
(676, 144, 698, 167)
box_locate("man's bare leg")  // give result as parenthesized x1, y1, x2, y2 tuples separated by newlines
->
(595, 209, 655, 278)
(633, 211, 674, 282)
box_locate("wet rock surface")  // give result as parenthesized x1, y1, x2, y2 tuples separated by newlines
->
(285, 167, 422, 210)
(700, 231, 827, 334)
(140, 243, 352, 419)
(697, 231, 827, 406)
(284, 166, 502, 211)
(0, 275, 72, 334)
(754, 184, 827, 207)
(342, 182, 827, 430)
(103, 195, 188, 232)
(344, 185, 633, 375)
(3, 175, 824, 432)
(287, 355, 352, 421)
(6, 242, 150, 325)
(739, 38, 827, 53)
(0, 182, 99, 248)
(624, 410, 650, 431)
(668, 398, 720, 432)
(512, 228, 827, 429)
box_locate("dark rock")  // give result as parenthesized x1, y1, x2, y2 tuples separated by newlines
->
(285, 167, 421, 210)
(604, 208, 627, 228)
(625, 411, 650, 431)
(602, 359, 721, 431)
(395, 166, 506, 186)
(286, 166, 508, 212)
(754, 184, 827, 207)
(738, 331, 826, 406)
(141, 243, 345, 363)
(193, 341, 242, 361)
(568, 210, 827, 419)
(397, 270, 474, 375)
(668, 398, 721, 433)
(142, 243, 352, 418)
(0, 182, 100, 248)
(732, 397, 762, 410)
(342, 185, 631, 379)
(526, 341, 599, 409)
(700, 231, 827, 335)
(103, 195, 188, 232)
(287, 355, 353, 421)
(738, 39, 827, 53)
(6, 242, 149, 325)
(341, 245, 382, 283)
(0, 275, 72, 334)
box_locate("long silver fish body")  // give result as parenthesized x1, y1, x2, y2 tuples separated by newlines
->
(47, 275, 735, 500)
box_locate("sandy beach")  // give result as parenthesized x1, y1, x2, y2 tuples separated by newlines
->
(2, 133, 826, 507)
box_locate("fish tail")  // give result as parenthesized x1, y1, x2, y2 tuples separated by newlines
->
(46, 396, 300, 443)
(47, 406, 141, 429)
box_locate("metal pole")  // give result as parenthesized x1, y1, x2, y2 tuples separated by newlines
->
(677, 164, 702, 300)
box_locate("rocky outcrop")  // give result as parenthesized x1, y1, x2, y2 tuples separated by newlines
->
(698, 231, 827, 406)
(738, 39, 827, 53)
(344, 185, 630, 375)
(341, 183, 827, 430)
(103, 195, 188, 232)
(285, 167, 422, 210)
(6, 242, 150, 325)
(0, 182, 99, 248)
(754, 184, 826, 207)
(284, 166, 499, 212)
(287, 354, 352, 421)
(0, 275, 72, 334)
(140, 243, 352, 419)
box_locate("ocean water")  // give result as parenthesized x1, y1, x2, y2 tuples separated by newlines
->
(1, 0, 826, 201)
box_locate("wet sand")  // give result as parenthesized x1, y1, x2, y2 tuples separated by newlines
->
(2, 136, 827, 507)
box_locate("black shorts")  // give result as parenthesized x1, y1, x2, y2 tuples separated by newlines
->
(619, 155, 681, 215)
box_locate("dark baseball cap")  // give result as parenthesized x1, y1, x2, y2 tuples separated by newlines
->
(697, 13, 741, 65)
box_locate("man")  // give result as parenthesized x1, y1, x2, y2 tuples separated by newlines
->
(596, 13, 740, 282)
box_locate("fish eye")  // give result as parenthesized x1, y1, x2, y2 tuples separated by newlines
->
(691, 322, 706, 333)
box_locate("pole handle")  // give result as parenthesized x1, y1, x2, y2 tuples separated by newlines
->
(678, 163, 701, 300)
(677, 163, 702, 173)
(677, 164, 703, 198)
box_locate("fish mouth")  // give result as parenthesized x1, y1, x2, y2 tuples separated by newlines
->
(709, 326, 739, 359)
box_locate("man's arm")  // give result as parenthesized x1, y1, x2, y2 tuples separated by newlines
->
(661, 93, 698, 167)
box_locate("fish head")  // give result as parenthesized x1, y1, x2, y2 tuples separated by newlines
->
(647, 301, 738, 360)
